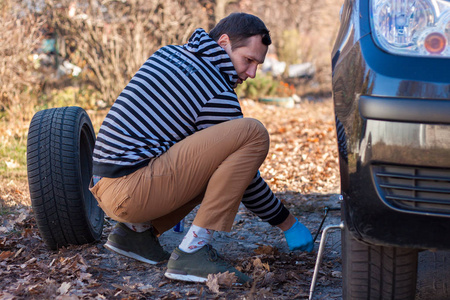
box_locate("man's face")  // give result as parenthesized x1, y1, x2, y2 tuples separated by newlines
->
(218, 34, 268, 85)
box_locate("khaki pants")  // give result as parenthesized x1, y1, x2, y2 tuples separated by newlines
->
(89, 118, 270, 235)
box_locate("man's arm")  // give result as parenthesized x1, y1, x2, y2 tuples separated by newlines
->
(195, 91, 243, 130)
(241, 171, 290, 225)
(242, 171, 314, 252)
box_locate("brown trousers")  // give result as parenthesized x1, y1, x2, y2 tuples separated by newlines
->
(89, 118, 270, 235)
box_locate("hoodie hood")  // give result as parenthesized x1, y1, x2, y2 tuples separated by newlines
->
(183, 28, 239, 88)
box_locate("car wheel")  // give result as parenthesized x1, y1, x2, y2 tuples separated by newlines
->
(416, 250, 450, 298)
(27, 106, 104, 250)
(342, 225, 418, 300)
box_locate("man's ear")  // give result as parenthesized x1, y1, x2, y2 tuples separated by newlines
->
(217, 34, 230, 48)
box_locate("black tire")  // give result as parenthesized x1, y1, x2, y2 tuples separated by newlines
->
(27, 106, 104, 250)
(416, 250, 450, 299)
(342, 226, 418, 300)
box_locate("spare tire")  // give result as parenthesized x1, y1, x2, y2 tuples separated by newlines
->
(27, 106, 104, 250)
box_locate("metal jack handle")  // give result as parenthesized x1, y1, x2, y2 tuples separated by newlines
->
(313, 206, 341, 243)
(309, 222, 344, 300)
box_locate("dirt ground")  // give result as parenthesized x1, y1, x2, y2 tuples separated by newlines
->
(0, 192, 343, 300)
(1, 99, 345, 299)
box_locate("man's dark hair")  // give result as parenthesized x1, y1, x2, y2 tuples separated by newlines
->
(209, 13, 271, 49)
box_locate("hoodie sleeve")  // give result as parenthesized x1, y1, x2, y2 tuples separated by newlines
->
(195, 91, 243, 130)
(242, 171, 290, 226)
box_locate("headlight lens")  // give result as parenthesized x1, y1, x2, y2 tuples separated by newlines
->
(371, 0, 450, 57)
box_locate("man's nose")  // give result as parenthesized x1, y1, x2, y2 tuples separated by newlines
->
(246, 65, 257, 78)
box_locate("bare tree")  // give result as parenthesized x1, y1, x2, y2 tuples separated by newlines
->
(47, 0, 209, 105)
(238, 0, 342, 85)
(0, 0, 44, 118)
(0, 0, 341, 117)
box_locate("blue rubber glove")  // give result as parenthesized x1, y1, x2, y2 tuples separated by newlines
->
(284, 218, 314, 252)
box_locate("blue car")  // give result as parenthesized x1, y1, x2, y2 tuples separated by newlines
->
(332, 0, 450, 298)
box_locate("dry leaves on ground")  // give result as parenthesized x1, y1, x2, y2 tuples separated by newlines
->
(206, 271, 238, 294)
(241, 99, 339, 195)
(0, 98, 341, 299)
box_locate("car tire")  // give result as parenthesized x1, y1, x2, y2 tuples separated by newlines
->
(416, 250, 450, 298)
(342, 225, 418, 300)
(27, 106, 104, 250)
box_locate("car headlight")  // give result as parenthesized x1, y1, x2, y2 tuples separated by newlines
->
(371, 0, 450, 57)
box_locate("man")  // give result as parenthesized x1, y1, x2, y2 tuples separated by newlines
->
(89, 12, 313, 284)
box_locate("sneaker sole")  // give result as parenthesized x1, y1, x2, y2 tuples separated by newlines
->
(164, 271, 208, 283)
(104, 243, 160, 265)
(164, 271, 245, 285)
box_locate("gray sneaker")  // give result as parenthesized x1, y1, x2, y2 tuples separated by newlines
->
(104, 222, 170, 264)
(164, 245, 251, 284)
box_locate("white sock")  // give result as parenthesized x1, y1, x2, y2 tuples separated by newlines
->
(178, 224, 214, 253)
(123, 222, 152, 233)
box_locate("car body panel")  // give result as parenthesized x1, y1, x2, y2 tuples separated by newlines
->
(332, 0, 450, 250)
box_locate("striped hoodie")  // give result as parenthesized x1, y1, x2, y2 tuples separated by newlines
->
(92, 28, 289, 225)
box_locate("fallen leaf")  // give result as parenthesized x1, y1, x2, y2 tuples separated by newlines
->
(252, 257, 270, 271)
(5, 159, 19, 169)
(261, 272, 276, 285)
(13, 247, 23, 258)
(287, 270, 301, 281)
(14, 212, 27, 225)
(27, 284, 41, 295)
(20, 257, 36, 268)
(79, 272, 92, 281)
(111, 283, 134, 293)
(331, 270, 342, 278)
(138, 285, 156, 293)
(58, 282, 71, 295)
(22, 228, 33, 238)
(56, 296, 79, 300)
(278, 127, 287, 133)
(171, 291, 182, 298)
(0, 292, 15, 300)
(206, 274, 221, 294)
(206, 271, 237, 294)
(158, 281, 169, 288)
(0, 251, 14, 260)
(254, 245, 279, 255)
(253, 257, 264, 268)
(216, 271, 237, 286)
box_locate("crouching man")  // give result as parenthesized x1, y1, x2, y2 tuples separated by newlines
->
(90, 12, 313, 284)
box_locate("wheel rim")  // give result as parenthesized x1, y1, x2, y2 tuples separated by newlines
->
(80, 122, 103, 235)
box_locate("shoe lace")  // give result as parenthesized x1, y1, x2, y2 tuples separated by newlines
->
(144, 227, 164, 249)
(204, 245, 218, 261)
(203, 245, 243, 277)
(205, 244, 231, 267)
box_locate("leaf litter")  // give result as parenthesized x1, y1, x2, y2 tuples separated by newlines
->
(0, 98, 342, 299)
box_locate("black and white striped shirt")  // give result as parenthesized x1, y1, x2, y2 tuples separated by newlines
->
(92, 29, 289, 225)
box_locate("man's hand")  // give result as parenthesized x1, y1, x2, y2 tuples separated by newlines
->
(283, 218, 314, 252)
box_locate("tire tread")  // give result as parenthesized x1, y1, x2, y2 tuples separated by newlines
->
(27, 106, 103, 249)
(342, 227, 418, 300)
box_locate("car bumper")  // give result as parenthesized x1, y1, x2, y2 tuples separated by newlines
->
(342, 117, 450, 250)
(334, 32, 450, 250)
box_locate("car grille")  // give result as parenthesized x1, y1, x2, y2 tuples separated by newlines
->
(372, 164, 450, 216)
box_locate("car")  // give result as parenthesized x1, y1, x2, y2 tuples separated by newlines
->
(331, 0, 450, 298)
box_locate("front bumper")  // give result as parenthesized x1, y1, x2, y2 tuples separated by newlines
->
(333, 30, 450, 250)
(342, 116, 450, 250)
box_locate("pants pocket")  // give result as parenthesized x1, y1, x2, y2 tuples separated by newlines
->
(112, 194, 131, 220)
